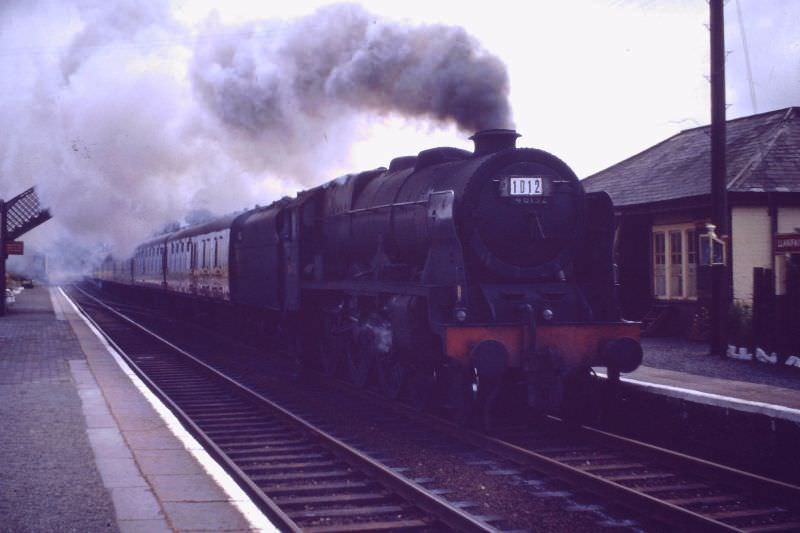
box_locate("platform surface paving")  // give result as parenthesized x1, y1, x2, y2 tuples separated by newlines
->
(622, 337, 800, 421)
(1, 287, 270, 532)
(0, 287, 117, 532)
(4, 286, 797, 529)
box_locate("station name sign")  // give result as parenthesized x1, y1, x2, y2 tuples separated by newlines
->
(776, 233, 800, 254)
(4, 241, 23, 255)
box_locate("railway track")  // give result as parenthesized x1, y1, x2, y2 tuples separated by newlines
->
(66, 285, 498, 533)
(75, 284, 800, 532)
(469, 420, 800, 532)
(345, 381, 800, 532)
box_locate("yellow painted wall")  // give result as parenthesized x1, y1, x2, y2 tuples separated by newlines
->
(777, 207, 800, 233)
(731, 206, 772, 303)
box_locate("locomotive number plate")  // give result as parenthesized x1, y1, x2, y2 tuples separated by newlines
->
(500, 176, 545, 197)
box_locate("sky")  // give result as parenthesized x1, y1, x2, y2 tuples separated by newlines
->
(0, 0, 798, 275)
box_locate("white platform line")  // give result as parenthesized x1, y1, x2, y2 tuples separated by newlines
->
(49, 287, 68, 321)
(59, 287, 279, 533)
(598, 370, 800, 423)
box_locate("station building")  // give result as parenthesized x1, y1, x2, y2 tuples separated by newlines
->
(583, 106, 800, 338)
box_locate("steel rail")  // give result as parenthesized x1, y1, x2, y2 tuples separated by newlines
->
(68, 285, 496, 533)
(77, 282, 800, 531)
(69, 287, 301, 532)
(577, 420, 800, 505)
(334, 382, 800, 533)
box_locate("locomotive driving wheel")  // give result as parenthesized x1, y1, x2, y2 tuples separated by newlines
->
(347, 307, 395, 390)
(376, 350, 406, 400)
(445, 366, 526, 430)
(404, 362, 437, 411)
(560, 367, 596, 424)
(346, 330, 374, 388)
(320, 343, 341, 378)
(319, 311, 347, 378)
(445, 364, 478, 427)
(479, 373, 528, 431)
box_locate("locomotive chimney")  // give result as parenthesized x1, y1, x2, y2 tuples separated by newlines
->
(470, 129, 521, 156)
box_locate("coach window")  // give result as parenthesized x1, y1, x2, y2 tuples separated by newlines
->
(652, 224, 698, 300)
(220, 234, 228, 267)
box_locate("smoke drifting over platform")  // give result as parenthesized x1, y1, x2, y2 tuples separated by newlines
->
(0, 1, 511, 270)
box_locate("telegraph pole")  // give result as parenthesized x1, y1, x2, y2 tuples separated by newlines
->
(709, 0, 729, 356)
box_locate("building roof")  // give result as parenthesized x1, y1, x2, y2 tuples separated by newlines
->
(582, 107, 800, 206)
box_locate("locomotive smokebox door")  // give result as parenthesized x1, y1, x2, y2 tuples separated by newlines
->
(498, 175, 551, 199)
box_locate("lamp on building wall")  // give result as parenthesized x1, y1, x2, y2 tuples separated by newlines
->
(700, 223, 727, 266)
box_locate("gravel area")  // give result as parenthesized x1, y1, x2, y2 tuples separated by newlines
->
(641, 337, 800, 391)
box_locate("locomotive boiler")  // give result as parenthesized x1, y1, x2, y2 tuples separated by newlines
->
(97, 129, 642, 426)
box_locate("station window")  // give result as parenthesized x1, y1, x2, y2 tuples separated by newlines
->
(214, 237, 219, 268)
(687, 229, 697, 296)
(654, 233, 666, 297)
(669, 231, 683, 298)
(652, 224, 698, 300)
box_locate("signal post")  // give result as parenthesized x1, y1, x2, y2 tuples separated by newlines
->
(0, 188, 52, 317)
(1, 199, 5, 316)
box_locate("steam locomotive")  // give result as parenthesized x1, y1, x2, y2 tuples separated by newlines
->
(97, 129, 642, 425)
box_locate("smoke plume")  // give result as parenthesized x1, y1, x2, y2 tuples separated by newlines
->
(191, 3, 513, 171)
(0, 1, 512, 275)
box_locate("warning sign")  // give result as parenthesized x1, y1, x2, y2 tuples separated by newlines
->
(4, 241, 23, 255)
(776, 234, 800, 254)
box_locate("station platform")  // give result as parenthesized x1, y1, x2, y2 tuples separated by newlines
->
(0, 287, 275, 532)
(3, 286, 796, 530)
(613, 337, 800, 423)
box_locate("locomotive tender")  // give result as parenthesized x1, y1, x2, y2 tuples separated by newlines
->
(97, 129, 642, 423)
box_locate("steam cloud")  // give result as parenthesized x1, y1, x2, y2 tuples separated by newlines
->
(191, 3, 513, 139)
(2, 0, 795, 281)
(0, 1, 512, 278)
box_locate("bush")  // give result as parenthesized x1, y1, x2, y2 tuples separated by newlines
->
(689, 306, 710, 341)
(727, 301, 753, 348)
